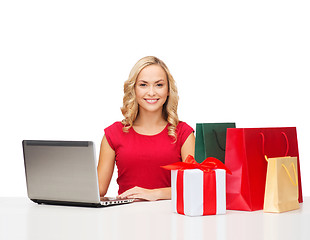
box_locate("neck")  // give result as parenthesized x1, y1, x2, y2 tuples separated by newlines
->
(134, 109, 167, 128)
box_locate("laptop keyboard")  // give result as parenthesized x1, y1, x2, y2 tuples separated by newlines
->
(100, 198, 134, 206)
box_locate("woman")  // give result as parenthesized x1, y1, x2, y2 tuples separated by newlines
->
(97, 56, 195, 201)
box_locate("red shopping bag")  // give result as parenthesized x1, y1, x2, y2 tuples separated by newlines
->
(225, 127, 302, 211)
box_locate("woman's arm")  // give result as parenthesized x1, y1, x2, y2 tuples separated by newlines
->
(118, 186, 171, 201)
(97, 135, 115, 197)
(181, 132, 195, 161)
(118, 132, 195, 201)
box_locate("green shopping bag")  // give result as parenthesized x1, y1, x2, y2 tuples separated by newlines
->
(194, 123, 236, 163)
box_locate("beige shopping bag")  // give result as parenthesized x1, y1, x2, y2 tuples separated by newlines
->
(263, 156, 300, 213)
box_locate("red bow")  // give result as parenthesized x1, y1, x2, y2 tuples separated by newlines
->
(162, 155, 232, 174)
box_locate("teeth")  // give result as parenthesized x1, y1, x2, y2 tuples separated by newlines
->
(146, 99, 158, 103)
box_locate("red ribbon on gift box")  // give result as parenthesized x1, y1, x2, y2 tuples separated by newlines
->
(162, 155, 232, 174)
(162, 155, 231, 215)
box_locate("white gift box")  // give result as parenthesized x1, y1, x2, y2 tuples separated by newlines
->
(171, 169, 226, 216)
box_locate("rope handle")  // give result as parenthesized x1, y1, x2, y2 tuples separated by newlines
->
(260, 131, 289, 162)
(212, 129, 225, 152)
(282, 162, 298, 187)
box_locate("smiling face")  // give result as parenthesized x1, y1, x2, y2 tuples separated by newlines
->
(134, 64, 169, 116)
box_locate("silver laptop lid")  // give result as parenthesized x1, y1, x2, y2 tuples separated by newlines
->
(23, 140, 101, 204)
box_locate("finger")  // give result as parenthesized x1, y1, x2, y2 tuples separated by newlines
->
(118, 187, 140, 199)
(124, 193, 142, 200)
(127, 192, 150, 200)
(117, 190, 132, 199)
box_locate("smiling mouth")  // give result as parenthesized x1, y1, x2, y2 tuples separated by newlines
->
(144, 99, 159, 104)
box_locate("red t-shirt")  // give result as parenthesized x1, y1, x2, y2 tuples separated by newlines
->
(104, 121, 194, 194)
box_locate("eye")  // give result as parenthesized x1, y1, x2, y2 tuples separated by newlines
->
(139, 83, 147, 87)
(157, 83, 164, 87)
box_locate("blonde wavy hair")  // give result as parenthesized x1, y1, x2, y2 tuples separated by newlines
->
(121, 56, 179, 141)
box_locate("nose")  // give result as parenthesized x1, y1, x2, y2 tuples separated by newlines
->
(148, 86, 155, 96)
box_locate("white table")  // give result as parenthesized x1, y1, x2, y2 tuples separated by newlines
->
(1, 197, 309, 240)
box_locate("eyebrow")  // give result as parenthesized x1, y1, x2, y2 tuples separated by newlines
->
(137, 79, 165, 83)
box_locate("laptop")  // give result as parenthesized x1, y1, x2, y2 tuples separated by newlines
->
(22, 140, 134, 207)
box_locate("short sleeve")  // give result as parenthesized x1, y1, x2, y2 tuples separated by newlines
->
(104, 122, 123, 151)
(177, 122, 194, 147)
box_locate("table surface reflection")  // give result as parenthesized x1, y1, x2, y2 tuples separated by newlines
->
(1, 197, 309, 240)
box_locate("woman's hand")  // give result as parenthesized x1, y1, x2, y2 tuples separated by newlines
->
(118, 186, 171, 201)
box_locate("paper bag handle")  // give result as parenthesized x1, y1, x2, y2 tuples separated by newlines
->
(260, 131, 289, 161)
(212, 129, 225, 151)
(282, 162, 298, 186)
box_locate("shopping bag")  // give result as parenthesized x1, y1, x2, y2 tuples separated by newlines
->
(225, 127, 302, 211)
(195, 123, 236, 164)
(162, 155, 231, 216)
(263, 156, 300, 213)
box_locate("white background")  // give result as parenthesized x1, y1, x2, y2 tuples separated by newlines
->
(1, 0, 309, 197)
